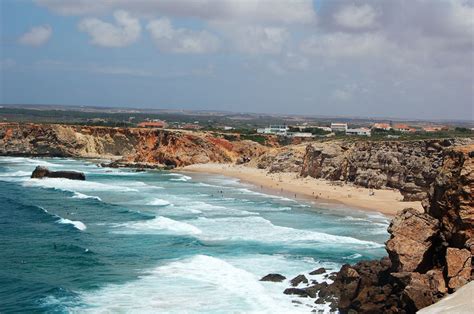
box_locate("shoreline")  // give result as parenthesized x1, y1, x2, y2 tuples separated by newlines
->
(181, 163, 423, 216)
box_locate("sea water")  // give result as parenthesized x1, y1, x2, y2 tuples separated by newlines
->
(0, 157, 389, 313)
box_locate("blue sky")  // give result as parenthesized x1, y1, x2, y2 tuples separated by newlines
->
(1, 0, 473, 120)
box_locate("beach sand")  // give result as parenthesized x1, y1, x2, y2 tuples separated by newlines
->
(181, 163, 423, 216)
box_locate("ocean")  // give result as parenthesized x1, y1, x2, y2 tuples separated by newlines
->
(0, 157, 389, 313)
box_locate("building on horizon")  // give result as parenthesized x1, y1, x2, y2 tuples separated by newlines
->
(393, 124, 416, 133)
(346, 127, 372, 137)
(330, 123, 348, 133)
(257, 125, 289, 136)
(137, 121, 167, 128)
(372, 123, 392, 131)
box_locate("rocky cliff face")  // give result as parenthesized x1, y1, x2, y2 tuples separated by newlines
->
(0, 123, 266, 167)
(324, 144, 473, 313)
(300, 139, 472, 201)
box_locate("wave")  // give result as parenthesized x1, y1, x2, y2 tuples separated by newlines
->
(68, 255, 308, 313)
(146, 198, 171, 206)
(114, 216, 202, 236)
(0, 170, 31, 177)
(22, 178, 139, 193)
(57, 218, 87, 231)
(33, 205, 87, 232)
(192, 216, 383, 248)
(0, 157, 56, 167)
(170, 175, 192, 182)
(237, 188, 297, 203)
(72, 192, 102, 201)
(344, 253, 363, 259)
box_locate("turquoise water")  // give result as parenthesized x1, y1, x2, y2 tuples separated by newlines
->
(0, 157, 389, 313)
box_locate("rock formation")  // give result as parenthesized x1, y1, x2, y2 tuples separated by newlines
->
(299, 139, 472, 201)
(31, 166, 86, 180)
(319, 144, 473, 313)
(0, 123, 267, 168)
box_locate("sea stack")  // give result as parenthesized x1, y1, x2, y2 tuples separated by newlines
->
(31, 166, 86, 180)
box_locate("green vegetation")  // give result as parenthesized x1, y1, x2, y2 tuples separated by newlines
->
(240, 134, 266, 144)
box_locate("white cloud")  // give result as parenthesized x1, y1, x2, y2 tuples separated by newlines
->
(300, 32, 388, 58)
(333, 4, 378, 30)
(36, 0, 316, 24)
(147, 18, 219, 53)
(78, 10, 140, 47)
(212, 22, 289, 54)
(18, 25, 52, 46)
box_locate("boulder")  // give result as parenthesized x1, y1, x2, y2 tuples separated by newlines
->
(446, 248, 471, 290)
(283, 288, 310, 297)
(309, 267, 326, 275)
(260, 273, 286, 282)
(386, 208, 439, 272)
(401, 272, 441, 312)
(290, 274, 308, 287)
(31, 166, 86, 180)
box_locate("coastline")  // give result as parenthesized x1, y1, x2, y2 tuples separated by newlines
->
(181, 163, 423, 216)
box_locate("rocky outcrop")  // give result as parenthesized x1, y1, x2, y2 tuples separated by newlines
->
(0, 123, 267, 167)
(386, 208, 439, 273)
(31, 166, 86, 180)
(260, 274, 286, 282)
(300, 139, 472, 201)
(319, 144, 474, 313)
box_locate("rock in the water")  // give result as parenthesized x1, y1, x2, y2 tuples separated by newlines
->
(309, 267, 326, 275)
(290, 274, 308, 287)
(31, 166, 86, 180)
(260, 273, 286, 282)
(283, 288, 310, 297)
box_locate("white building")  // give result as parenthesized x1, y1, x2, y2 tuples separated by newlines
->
(288, 132, 313, 138)
(330, 123, 348, 132)
(257, 125, 289, 136)
(346, 128, 372, 136)
(316, 126, 332, 132)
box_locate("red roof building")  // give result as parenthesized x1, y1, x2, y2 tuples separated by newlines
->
(137, 121, 167, 128)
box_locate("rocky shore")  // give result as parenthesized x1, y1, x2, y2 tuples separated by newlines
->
(1, 123, 473, 312)
(265, 144, 473, 313)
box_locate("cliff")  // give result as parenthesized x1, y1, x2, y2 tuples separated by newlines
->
(0, 123, 266, 167)
(298, 139, 472, 201)
(323, 144, 473, 313)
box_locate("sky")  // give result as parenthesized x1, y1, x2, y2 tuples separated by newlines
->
(0, 0, 473, 120)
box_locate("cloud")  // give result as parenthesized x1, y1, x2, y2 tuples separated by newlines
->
(18, 25, 52, 46)
(300, 32, 388, 58)
(78, 10, 140, 47)
(147, 18, 219, 53)
(333, 4, 378, 30)
(211, 22, 289, 54)
(36, 0, 316, 24)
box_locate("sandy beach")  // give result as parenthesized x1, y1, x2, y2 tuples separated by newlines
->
(181, 163, 423, 216)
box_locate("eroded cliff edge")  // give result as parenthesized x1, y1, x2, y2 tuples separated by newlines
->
(0, 123, 266, 167)
(320, 145, 473, 313)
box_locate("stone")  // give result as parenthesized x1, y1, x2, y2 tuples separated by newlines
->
(260, 273, 286, 282)
(31, 166, 86, 180)
(402, 273, 439, 312)
(309, 267, 326, 275)
(446, 248, 471, 290)
(290, 274, 308, 287)
(283, 288, 310, 297)
(386, 208, 439, 272)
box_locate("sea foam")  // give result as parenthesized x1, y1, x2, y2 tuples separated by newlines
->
(57, 218, 87, 231)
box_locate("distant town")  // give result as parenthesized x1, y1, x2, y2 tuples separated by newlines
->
(0, 105, 472, 144)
